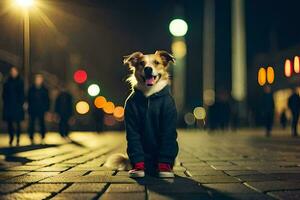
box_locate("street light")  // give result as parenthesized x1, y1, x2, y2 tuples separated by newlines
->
(15, 0, 35, 8)
(14, 0, 36, 90)
(169, 19, 188, 37)
(169, 18, 188, 113)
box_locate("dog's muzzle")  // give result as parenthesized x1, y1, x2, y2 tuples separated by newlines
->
(143, 67, 158, 86)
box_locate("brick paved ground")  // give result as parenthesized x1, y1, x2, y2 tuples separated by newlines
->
(0, 129, 300, 199)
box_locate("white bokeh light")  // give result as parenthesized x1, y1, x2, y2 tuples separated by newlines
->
(88, 84, 100, 97)
(169, 19, 188, 37)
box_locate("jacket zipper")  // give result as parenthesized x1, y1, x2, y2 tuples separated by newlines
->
(147, 98, 150, 109)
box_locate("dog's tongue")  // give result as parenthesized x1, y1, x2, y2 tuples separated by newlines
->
(146, 77, 155, 85)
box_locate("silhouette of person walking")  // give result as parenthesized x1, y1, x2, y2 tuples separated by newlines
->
(279, 109, 288, 129)
(55, 88, 73, 138)
(288, 88, 300, 137)
(2, 67, 24, 146)
(262, 85, 274, 137)
(27, 74, 50, 144)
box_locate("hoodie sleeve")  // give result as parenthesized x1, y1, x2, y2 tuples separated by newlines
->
(158, 95, 179, 165)
(125, 99, 145, 164)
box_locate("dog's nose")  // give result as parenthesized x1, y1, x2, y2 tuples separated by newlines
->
(144, 67, 153, 76)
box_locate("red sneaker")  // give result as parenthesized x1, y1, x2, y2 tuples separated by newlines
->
(158, 163, 174, 178)
(128, 162, 145, 178)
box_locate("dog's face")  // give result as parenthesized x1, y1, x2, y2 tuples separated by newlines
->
(124, 51, 175, 87)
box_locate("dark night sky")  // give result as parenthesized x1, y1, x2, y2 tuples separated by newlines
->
(1, 0, 300, 109)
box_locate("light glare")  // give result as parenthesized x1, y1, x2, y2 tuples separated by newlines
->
(88, 84, 100, 97)
(284, 59, 292, 77)
(169, 19, 188, 37)
(15, 0, 34, 8)
(258, 67, 266, 86)
(94, 96, 107, 109)
(171, 40, 187, 58)
(294, 56, 300, 73)
(193, 107, 206, 120)
(267, 66, 274, 84)
(184, 112, 195, 126)
(76, 101, 90, 115)
(103, 101, 115, 114)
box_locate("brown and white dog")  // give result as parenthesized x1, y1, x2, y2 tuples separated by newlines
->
(124, 50, 175, 96)
(104, 51, 178, 177)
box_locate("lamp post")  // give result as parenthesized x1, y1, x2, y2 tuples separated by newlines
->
(169, 18, 188, 113)
(14, 0, 35, 90)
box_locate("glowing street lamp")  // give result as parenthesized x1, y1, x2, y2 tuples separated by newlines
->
(169, 18, 188, 112)
(14, 0, 36, 90)
(14, 0, 35, 8)
(169, 19, 188, 37)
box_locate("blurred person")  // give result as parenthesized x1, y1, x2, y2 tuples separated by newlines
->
(288, 88, 300, 137)
(27, 74, 50, 143)
(92, 107, 104, 133)
(279, 109, 288, 129)
(262, 85, 274, 137)
(230, 97, 239, 131)
(208, 103, 217, 130)
(218, 90, 230, 130)
(2, 67, 24, 146)
(55, 87, 73, 138)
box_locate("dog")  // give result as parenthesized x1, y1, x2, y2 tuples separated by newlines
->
(104, 50, 179, 178)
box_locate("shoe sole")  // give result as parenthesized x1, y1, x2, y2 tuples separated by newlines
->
(129, 171, 145, 178)
(158, 172, 175, 178)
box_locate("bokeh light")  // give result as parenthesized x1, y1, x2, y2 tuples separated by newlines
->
(94, 96, 107, 109)
(113, 106, 125, 119)
(284, 59, 292, 77)
(88, 84, 100, 96)
(258, 67, 266, 86)
(74, 70, 87, 84)
(203, 89, 215, 106)
(169, 19, 188, 37)
(184, 112, 195, 126)
(193, 107, 206, 120)
(103, 101, 115, 114)
(76, 101, 90, 115)
(266, 66, 274, 84)
(171, 40, 187, 59)
(294, 56, 300, 73)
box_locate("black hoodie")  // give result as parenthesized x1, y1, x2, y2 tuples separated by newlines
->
(125, 85, 178, 165)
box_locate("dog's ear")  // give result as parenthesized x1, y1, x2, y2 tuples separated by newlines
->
(155, 50, 175, 66)
(123, 52, 144, 66)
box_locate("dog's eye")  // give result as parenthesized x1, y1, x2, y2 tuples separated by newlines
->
(154, 60, 160, 65)
(139, 61, 145, 66)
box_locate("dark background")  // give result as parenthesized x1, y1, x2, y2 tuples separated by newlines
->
(0, 0, 300, 128)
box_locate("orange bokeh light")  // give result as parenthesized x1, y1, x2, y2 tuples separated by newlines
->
(94, 96, 107, 109)
(258, 67, 266, 86)
(267, 66, 274, 84)
(113, 106, 125, 119)
(103, 101, 115, 114)
(294, 56, 300, 73)
(285, 59, 292, 77)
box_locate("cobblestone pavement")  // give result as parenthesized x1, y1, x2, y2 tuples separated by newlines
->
(0, 130, 300, 200)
